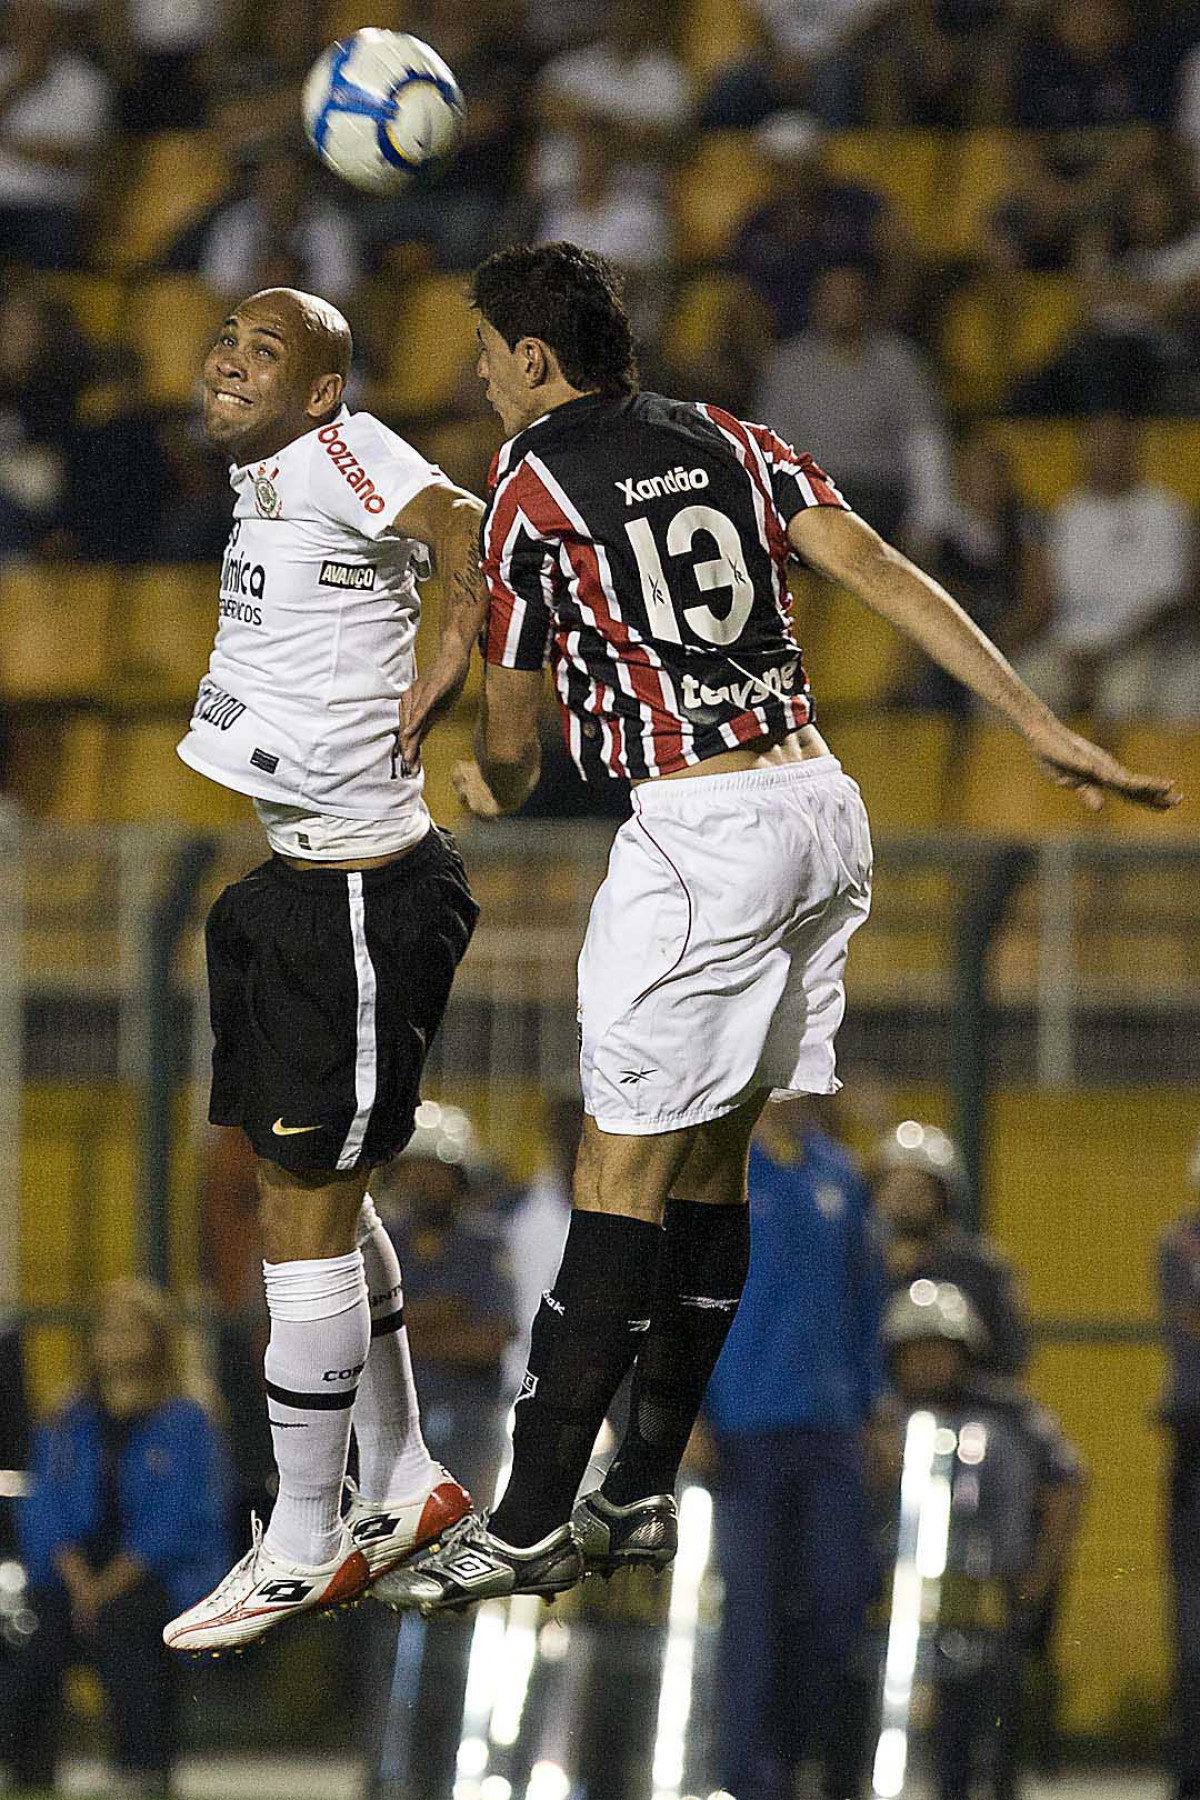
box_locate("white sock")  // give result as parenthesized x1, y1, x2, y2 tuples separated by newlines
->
(352, 1195, 438, 1502)
(262, 1250, 370, 1566)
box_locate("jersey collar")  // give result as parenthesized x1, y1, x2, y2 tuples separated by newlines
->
(229, 405, 353, 487)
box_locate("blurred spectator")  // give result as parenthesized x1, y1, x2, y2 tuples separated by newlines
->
(0, 278, 92, 561)
(985, 0, 1170, 279)
(100, 0, 222, 134)
(892, 433, 1051, 714)
(699, 0, 883, 130)
(729, 113, 909, 341)
(153, 408, 239, 562)
(369, 1104, 516, 1500)
(52, 354, 231, 565)
(502, 1093, 578, 1393)
(531, 0, 690, 203)
(0, 0, 113, 268)
(208, 0, 325, 162)
(855, 0, 1012, 129)
(362, 0, 535, 274)
(1007, 270, 1180, 417)
(880, 1281, 1086, 1800)
(0, 1279, 231, 1797)
(873, 1120, 1030, 1378)
(190, 138, 362, 311)
(532, 120, 672, 339)
(751, 263, 950, 549)
(1008, 0, 1177, 133)
(704, 1099, 886, 1800)
(1157, 1134, 1200, 1800)
(1017, 413, 1200, 721)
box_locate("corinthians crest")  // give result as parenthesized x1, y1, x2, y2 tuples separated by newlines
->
(253, 467, 282, 518)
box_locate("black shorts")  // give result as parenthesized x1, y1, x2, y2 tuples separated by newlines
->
(206, 827, 478, 1174)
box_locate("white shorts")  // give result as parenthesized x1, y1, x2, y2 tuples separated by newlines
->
(578, 756, 872, 1135)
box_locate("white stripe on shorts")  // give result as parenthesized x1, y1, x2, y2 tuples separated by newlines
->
(337, 871, 378, 1171)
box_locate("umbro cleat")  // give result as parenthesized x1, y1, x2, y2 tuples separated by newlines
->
(345, 1468, 472, 1582)
(163, 1515, 370, 1653)
(371, 1513, 584, 1616)
(571, 1488, 679, 1576)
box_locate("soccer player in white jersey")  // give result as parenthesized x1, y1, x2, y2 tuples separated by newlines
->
(377, 244, 1179, 1615)
(163, 289, 491, 1652)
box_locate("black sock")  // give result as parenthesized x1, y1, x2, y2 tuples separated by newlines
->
(603, 1199, 750, 1506)
(489, 1208, 663, 1548)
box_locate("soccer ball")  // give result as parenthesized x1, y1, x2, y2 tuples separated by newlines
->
(302, 29, 464, 195)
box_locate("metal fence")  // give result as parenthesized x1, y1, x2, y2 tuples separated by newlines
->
(5, 818, 1200, 1295)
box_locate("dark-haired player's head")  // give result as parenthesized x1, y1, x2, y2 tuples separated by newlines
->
(201, 287, 351, 462)
(470, 242, 638, 436)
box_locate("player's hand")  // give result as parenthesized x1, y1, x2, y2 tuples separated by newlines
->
(1026, 719, 1181, 813)
(452, 759, 503, 818)
(398, 652, 470, 768)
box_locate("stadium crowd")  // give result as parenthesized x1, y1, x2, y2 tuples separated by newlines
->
(1, 0, 1199, 792)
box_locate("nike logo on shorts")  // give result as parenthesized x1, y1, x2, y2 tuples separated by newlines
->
(272, 1119, 322, 1136)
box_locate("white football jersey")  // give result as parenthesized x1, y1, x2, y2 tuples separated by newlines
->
(178, 406, 448, 823)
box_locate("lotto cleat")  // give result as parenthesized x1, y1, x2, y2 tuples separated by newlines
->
(371, 1513, 584, 1616)
(571, 1488, 679, 1576)
(163, 1515, 370, 1653)
(344, 1468, 472, 1582)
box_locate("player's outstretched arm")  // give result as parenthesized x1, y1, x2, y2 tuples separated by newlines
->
(452, 665, 543, 818)
(790, 506, 1180, 814)
(394, 482, 488, 765)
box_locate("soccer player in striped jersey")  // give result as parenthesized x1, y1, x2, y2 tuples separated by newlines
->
(378, 243, 1177, 1616)
(163, 289, 490, 1652)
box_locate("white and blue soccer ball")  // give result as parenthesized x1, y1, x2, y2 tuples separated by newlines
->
(302, 29, 464, 195)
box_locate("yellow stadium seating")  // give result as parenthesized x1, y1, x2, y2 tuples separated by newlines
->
(987, 419, 1200, 511)
(323, 1, 377, 37)
(371, 274, 479, 417)
(943, 129, 1017, 258)
(984, 420, 1083, 509)
(112, 566, 216, 708)
(0, 566, 116, 703)
(828, 712, 955, 832)
(37, 271, 128, 347)
(672, 131, 770, 262)
(107, 131, 229, 271)
(678, 0, 761, 77)
(801, 582, 907, 710)
(105, 719, 249, 826)
(953, 716, 1106, 839)
(822, 130, 949, 256)
(1143, 421, 1200, 507)
(125, 275, 220, 407)
(941, 275, 1085, 412)
(665, 269, 763, 369)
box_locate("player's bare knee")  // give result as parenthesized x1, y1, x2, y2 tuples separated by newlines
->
(670, 1095, 768, 1204)
(571, 1115, 691, 1223)
(256, 1159, 371, 1262)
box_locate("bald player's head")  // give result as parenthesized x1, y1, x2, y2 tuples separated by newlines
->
(201, 287, 354, 461)
(243, 287, 353, 383)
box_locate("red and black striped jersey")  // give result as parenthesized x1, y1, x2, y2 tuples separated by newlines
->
(481, 389, 847, 782)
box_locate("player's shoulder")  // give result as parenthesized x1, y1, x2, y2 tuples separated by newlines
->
(328, 408, 432, 470)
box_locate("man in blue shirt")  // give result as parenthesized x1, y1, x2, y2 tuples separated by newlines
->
(705, 1099, 886, 1800)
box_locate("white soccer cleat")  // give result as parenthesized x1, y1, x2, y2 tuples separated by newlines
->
(345, 1467, 473, 1583)
(163, 1514, 370, 1653)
